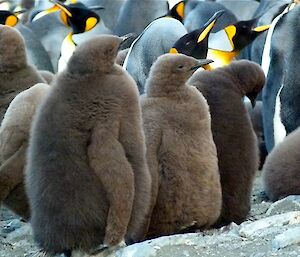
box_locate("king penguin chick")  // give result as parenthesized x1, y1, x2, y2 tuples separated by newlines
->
(25, 35, 151, 255)
(188, 60, 265, 226)
(262, 126, 300, 201)
(0, 83, 50, 220)
(141, 53, 222, 239)
(245, 101, 267, 170)
(0, 25, 46, 121)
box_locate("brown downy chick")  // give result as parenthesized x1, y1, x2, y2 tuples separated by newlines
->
(188, 60, 265, 226)
(142, 53, 221, 239)
(245, 101, 267, 170)
(262, 127, 300, 201)
(25, 35, 151, 255)
(0, 83, 50, 220)
(0, 25, 46, 121)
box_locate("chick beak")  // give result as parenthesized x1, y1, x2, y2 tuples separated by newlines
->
(118, 33, 136, 49)
(246, 92, 258, 108)
(190, 59, 214, 71)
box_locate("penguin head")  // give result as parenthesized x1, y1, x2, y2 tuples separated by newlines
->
(146, 53, 213, 95)
(169, 10, 224, 60)
(50, 1, 101, 34)
(166, 0, 185, 22)
(207, 18, 270, 69)
(0, 10, 19, 27)
(0, 25, 27, 72)
(67, 35, 124, 75)
(228, 18, 270, 52)
(228, 60, 265, 107)
(34, 1, 101, 34)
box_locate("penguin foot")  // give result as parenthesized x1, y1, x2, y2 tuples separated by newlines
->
(90, 241, 126, 256)
(30, 249, 52, 257)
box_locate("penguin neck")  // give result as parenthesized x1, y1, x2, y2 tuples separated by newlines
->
(58, 32, 77, 72)
(145, 73, 187, 97)
(206, 49, 238, 69)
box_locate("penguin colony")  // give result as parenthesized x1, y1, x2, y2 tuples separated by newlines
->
(0, 0, 299, 256)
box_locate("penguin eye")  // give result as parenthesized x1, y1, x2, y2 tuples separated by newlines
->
(178, 65, 184, 69)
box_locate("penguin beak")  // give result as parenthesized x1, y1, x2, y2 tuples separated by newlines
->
(246, 92, 258, 108)
(88, 6, 105, 11)
(49, 0, 73, 17)
(120, 33, 135, 42)
(197, 10, 224, 43)
(252, 25, 271, 33)
(190, 59, 214, 71)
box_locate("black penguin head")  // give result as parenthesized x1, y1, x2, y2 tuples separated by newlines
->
(47, 1, 102, 34)
(166, 1, 185, 23)
(0, 25, 27, 71)
(67, 35, 124, 75)
(227, 18, 270, 51)
(169, 10, 224, 60)
(0, 10, 19, 27)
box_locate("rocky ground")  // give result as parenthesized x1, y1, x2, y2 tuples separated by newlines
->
(0, 172, 299, 257)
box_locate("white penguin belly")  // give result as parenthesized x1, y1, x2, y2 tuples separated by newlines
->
(273, 84, 286, 146)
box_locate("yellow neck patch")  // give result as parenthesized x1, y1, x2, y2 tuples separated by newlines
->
(60, 10, 70, 27)
(85, 17, 98, 32)
(207, 49, 238, 69)
(5, 15, 18, 27)
(176, 2, 185, 20)
(169, 47, 179, 54)
(224, 25, 236, 49)
(198, 20, 216, 43)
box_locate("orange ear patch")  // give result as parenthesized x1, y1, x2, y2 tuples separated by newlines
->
(176, 2, 185, 19)
(85, 17, 98, 31)
(5, 15, 18, 27)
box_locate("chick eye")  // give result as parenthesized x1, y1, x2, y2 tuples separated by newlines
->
(178, 65, 184, 69)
